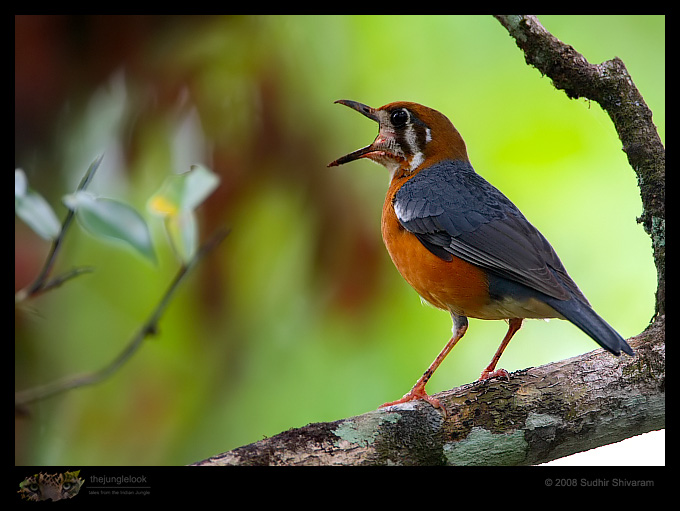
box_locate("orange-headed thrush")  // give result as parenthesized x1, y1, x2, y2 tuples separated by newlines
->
(328, 100, 634, 412)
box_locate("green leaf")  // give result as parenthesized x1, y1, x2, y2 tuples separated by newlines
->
(165, 210, 199, 264)
(64, 191, 156, 262)
(147, 164, 219, 264)
(15, 169, 61, 240)
(181, 164, 220, 211)
(148, 164, 219, 217)
(15, 168, 27, 196)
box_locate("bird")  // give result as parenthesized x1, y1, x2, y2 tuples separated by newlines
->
(328, 99, 634, 413)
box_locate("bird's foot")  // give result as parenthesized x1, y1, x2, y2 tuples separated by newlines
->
(380, 383, 447, 416)
(478, 367, 510, 381)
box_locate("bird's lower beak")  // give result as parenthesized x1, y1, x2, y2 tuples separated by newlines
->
(328, 100, 381, 167)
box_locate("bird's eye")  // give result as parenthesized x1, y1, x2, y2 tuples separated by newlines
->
(390, 109, 409, 128)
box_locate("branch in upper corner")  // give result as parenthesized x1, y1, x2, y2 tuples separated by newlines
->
(493, 15, 665, 317)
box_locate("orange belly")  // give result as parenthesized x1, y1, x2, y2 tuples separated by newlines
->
(381, 181, 491, 318)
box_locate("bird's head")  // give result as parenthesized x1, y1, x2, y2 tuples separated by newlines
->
(328, 100, 468, 178)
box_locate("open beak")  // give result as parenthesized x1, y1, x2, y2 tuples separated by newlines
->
(328, 100, 380, 167)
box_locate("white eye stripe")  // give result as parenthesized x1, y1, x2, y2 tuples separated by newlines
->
(403, 123, 421, 171)
(409, 151, 425, 171)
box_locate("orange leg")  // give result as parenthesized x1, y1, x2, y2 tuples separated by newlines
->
(478, 318, 523, 381)
(380, 316, 468, 414)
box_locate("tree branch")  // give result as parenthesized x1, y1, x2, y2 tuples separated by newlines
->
(192, 317, 664, 466)
(493, 15, 665, 317)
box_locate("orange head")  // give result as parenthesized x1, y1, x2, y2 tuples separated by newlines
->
(328, 100, 469, 177)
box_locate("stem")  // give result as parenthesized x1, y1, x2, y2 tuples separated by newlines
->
(15, 227, 229, 407)
(18, 155, 104, 301)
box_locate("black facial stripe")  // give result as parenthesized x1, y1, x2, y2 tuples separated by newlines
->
(416, 121, 428, 151)
(395, 125, 411, 156)
(395, 113, 428, 157)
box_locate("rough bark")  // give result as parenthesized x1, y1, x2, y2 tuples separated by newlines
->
(192, 317, 664, 466)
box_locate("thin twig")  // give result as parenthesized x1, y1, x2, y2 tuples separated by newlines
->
(17, 155, 104, 302)
(15, 227, 230, 407)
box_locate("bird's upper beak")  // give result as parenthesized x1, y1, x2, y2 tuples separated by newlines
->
(328, 100, 382, 167)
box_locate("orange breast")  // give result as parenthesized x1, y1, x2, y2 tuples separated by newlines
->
(381, 176, 490, 318)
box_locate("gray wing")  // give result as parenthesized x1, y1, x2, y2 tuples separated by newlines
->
(394, 160, 587, 303)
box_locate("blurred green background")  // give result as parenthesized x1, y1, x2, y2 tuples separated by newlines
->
(15, 15, 663, 465)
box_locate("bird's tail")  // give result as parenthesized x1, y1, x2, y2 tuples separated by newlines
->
(545, 296, 634, 356)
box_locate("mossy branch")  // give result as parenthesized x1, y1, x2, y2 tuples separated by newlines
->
(193, 319, 664, 466)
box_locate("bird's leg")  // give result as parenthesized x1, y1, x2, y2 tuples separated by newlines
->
(478, 318, 523, 381)
(380, 315, 468, 415)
